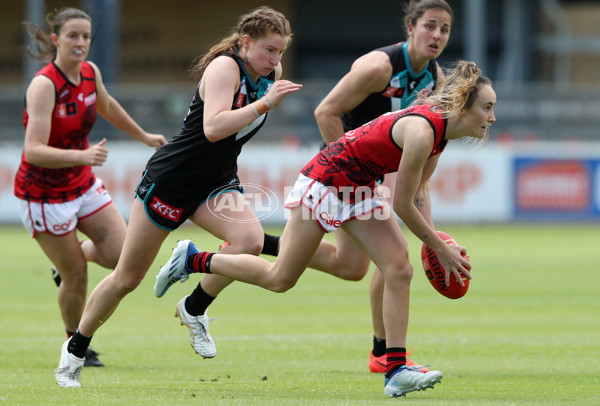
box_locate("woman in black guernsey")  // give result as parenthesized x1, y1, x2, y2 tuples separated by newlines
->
(56, 7, 301, 388)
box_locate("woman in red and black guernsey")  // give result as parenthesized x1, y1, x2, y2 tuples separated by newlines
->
(159, 61, 496, 398)
(15, 8, 165, 368)
(313, 0, 453, 373)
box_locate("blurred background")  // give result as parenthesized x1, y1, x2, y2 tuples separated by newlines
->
(1, 0, 600, 225)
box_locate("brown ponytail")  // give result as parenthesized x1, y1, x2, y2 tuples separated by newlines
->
(418, 60, 492, 118)
(189, 6, 292, 80)
(23, 7, 91, 63)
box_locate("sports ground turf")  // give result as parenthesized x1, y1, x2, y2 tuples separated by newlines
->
(1, 224, 598, 405)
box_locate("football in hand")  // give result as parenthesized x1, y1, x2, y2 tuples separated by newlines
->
(421, 231, 470, 299)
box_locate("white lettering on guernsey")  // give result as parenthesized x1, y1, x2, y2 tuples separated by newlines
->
(84, 93, 96, 106)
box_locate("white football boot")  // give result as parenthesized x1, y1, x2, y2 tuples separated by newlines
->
(175, 295, 216, 358)
(55, 339, 84, 388)
(384, 366, 443, 397)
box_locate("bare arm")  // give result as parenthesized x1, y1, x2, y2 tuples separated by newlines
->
(391, 117, 471, 284)
(201, 57, 302, 142)
(411, 62, 445, 226)
(414, 157, 439, 228)
(23, 76, 109, 168)
(314, 51, 392, 144)
(90, 62, 167, 148)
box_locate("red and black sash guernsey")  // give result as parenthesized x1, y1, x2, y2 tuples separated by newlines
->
(15, 61, 98, 203)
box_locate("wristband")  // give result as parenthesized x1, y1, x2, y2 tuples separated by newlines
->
(250, 103, 260, 118)
(262, 96, 274, 110)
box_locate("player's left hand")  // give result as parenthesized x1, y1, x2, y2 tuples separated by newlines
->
(144, 133, 167, 149)
(265, 80, 303, 108)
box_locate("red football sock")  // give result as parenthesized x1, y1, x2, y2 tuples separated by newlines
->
(187, 252, 214, 273)
(386, 347, 407, 377)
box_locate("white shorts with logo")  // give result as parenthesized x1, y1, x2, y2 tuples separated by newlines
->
(284, 174, 384, 232)
(17, 178, 113, 237)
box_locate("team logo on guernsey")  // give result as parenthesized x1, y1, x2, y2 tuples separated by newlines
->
(234, 92, 245, 108)
(408, 80, 417, 92)
(66, 102, 77, 116)
(56, 104, 67, 118)
(150, 196, 182, 222)
(235, 79, 248, 107)
(58, 85, 71, 103)
(382, 86, 404, 98)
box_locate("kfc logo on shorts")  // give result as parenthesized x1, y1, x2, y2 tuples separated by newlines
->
(150, 197, 182, 222)
(319, 212, 342, 228)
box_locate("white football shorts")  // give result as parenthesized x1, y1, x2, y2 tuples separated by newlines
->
(17, 178, 113, 237)
(284, 174, 384, 232)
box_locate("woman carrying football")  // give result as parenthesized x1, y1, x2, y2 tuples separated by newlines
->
(54, 6, 301, 388)
(313, 0, 453, 373)
(160, 60, 495, 397)
(15, 8, 166, 368)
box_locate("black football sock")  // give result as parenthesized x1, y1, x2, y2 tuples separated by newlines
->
(185, 284, 216, 316)
(68, 329, 92, 359)
(385, 347, 407, 378)
(373, 336, 386, 357)
(186, 252, 214, 273)
(262, 233, 280, 256)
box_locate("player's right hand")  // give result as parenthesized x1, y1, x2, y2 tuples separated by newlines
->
(83, 138, 109, 166)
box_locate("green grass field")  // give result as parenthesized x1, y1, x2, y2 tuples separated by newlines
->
(0, 223, 598, 405)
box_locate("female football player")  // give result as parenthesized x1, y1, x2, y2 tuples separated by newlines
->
(15, 7, 166, 368)
(313, 0, 454, 373)
(160, 60, 495, 397)
(54, 6, 300, 388)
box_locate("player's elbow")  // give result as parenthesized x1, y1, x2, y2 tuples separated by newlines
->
(203, 126, 221, 142)
(203, 118, 231, 142)
(23, 145, 44, 167)
(23, 148, 35, 164)
(314, 103, 333, 125)
(393, 201, 411, 221)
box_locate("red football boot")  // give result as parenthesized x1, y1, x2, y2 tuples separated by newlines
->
(369, 349, 429, 373)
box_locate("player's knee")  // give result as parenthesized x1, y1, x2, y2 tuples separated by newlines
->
(269, 279, 297, 293)
(227, 235, 263, 256)
(390, 262, 414, 284)
(265, 272, 298, 293)
(333, 255, 370, 281)
(116, 280, 140, 295)
(337, 263, 369, 281)
(58, 264, 88, 288)
(378, 258, 413, 288)
(104, 254, 120, 269)
(114, 271, 144, 294)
